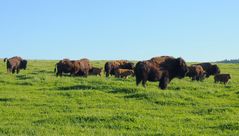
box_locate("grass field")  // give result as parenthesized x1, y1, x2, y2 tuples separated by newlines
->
(0, 60, 239, 136)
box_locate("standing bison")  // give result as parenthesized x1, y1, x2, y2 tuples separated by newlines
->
(187, 65, 206, 81)
(195, 63, 220, 78)
(4, 56, 27, 74)
(55, 58, 92, 77)
(135, 56, 188, 89)
(214, 74, 231, 84)
(114, 69, 135, 79)
(89, 67, 103, 76)
(104, 60, 134, 77)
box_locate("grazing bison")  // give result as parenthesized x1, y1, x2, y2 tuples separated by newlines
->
(115, 69, 134, 78)
(55, 58, 92, 77)
(195, 63, 220, 78)
(89, 67, 102, 76)
(135, 56, 188, 89)
(104, 60, 134, 77)
(214, 74, 231, 84)
(4, 56, 27, 74)
(75, 59, 92, 77)
(55, 59, 74, 76)
(187, 65, 206, 81)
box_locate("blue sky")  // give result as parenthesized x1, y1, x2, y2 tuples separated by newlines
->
(0, 0, 238, 62)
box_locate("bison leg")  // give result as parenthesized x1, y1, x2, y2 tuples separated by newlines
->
(159, 77, 169, 90)
(142, 80, 147, 88)
(16, 68, 20, 74)
(136, 77, 142, 86)
(12, 68, 16, 74)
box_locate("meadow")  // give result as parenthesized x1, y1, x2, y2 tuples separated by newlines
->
(0, 60, 239, 136)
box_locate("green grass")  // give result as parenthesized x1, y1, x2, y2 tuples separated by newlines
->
(0, 60, 239, 136)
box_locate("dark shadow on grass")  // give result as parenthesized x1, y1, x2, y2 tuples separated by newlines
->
(31, 70, 54, 75)
(58, 85, 98, 91)
(16, 75, 33, 80)
(57, 84, 110, 91)
(209, 123, 239, 131)
(0, 98, 14, 102)
(108, 87, 138, 94)
(16, 82, 33, 86)
(124, 93, 149, 100)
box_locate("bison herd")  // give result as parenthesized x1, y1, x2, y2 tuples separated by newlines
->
(2, 56, 231, 89)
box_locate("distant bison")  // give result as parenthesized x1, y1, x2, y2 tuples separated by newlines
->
(55, 58, 92, 77)
(115, 69, 134, 79)
(89, 67, 102, 76)
(214, 74, 231, 84)
(104, 60, 134, 77)
(135, 56, 188, 89)
(195, 63, 220, 78)
(4, 56, 27, 74)
(187, 65, 206, 81)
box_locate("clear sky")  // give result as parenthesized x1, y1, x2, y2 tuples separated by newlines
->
(0, 0, 238, 62)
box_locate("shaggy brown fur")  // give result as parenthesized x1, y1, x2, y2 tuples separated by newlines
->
(89, 67, 102, 76)
(4, 56, 27, 74)
(195, 63, 220, 78)
(214, 74, 231, 84)
(104, 60, 134, 77)
(187, 65, 206, 81)
(115, 69, 134, 78)
(134, 61, 170, 89)
(135, 56, 188, 89)
(55, 58, 92, 77)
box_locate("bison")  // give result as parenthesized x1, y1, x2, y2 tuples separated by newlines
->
(214, 74, 231, 84)
(115, 69, 134, 79)
(104, 60, 134, 77)
(135, 61, 169, 89)
(55, 58, 92, 77)
(135, 56, 188, 89)
(4, 56, 27, 74)
(89, 67, 102, 76)
(195, 63, 220, 78)
(187, 65, 206, 81)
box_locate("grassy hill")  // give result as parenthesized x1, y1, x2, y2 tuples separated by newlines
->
(0, 60, 239, 136)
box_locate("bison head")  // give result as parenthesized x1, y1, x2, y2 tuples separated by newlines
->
(211, 65, 220, 75)
(175, 58, 188, 79)
(20, 60, 27, 70)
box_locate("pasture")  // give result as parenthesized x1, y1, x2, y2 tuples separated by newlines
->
(0, 60, 239, 136)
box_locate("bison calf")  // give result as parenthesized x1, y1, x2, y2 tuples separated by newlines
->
(214, 74, 231, 84)
(187, 65, 206, 81)
(115, 69, 134, 79)
(89, 67, 102, 76)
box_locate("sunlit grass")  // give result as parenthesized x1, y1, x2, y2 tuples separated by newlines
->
(0, 60, 239, 135)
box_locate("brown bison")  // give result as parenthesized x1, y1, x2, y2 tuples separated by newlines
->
(104, 60, 134, 77)
(135, 56, 188, 89)
(195, 63, 220, 78)
(214, 74, 231, 84)
(4, 56, 27, 74)
(187, 65, 206, 81)
(115, 69, 134, 78)
(55, 58, 92, 77)
(135, 61, 170, 89)
(89, 67, 102, 76)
